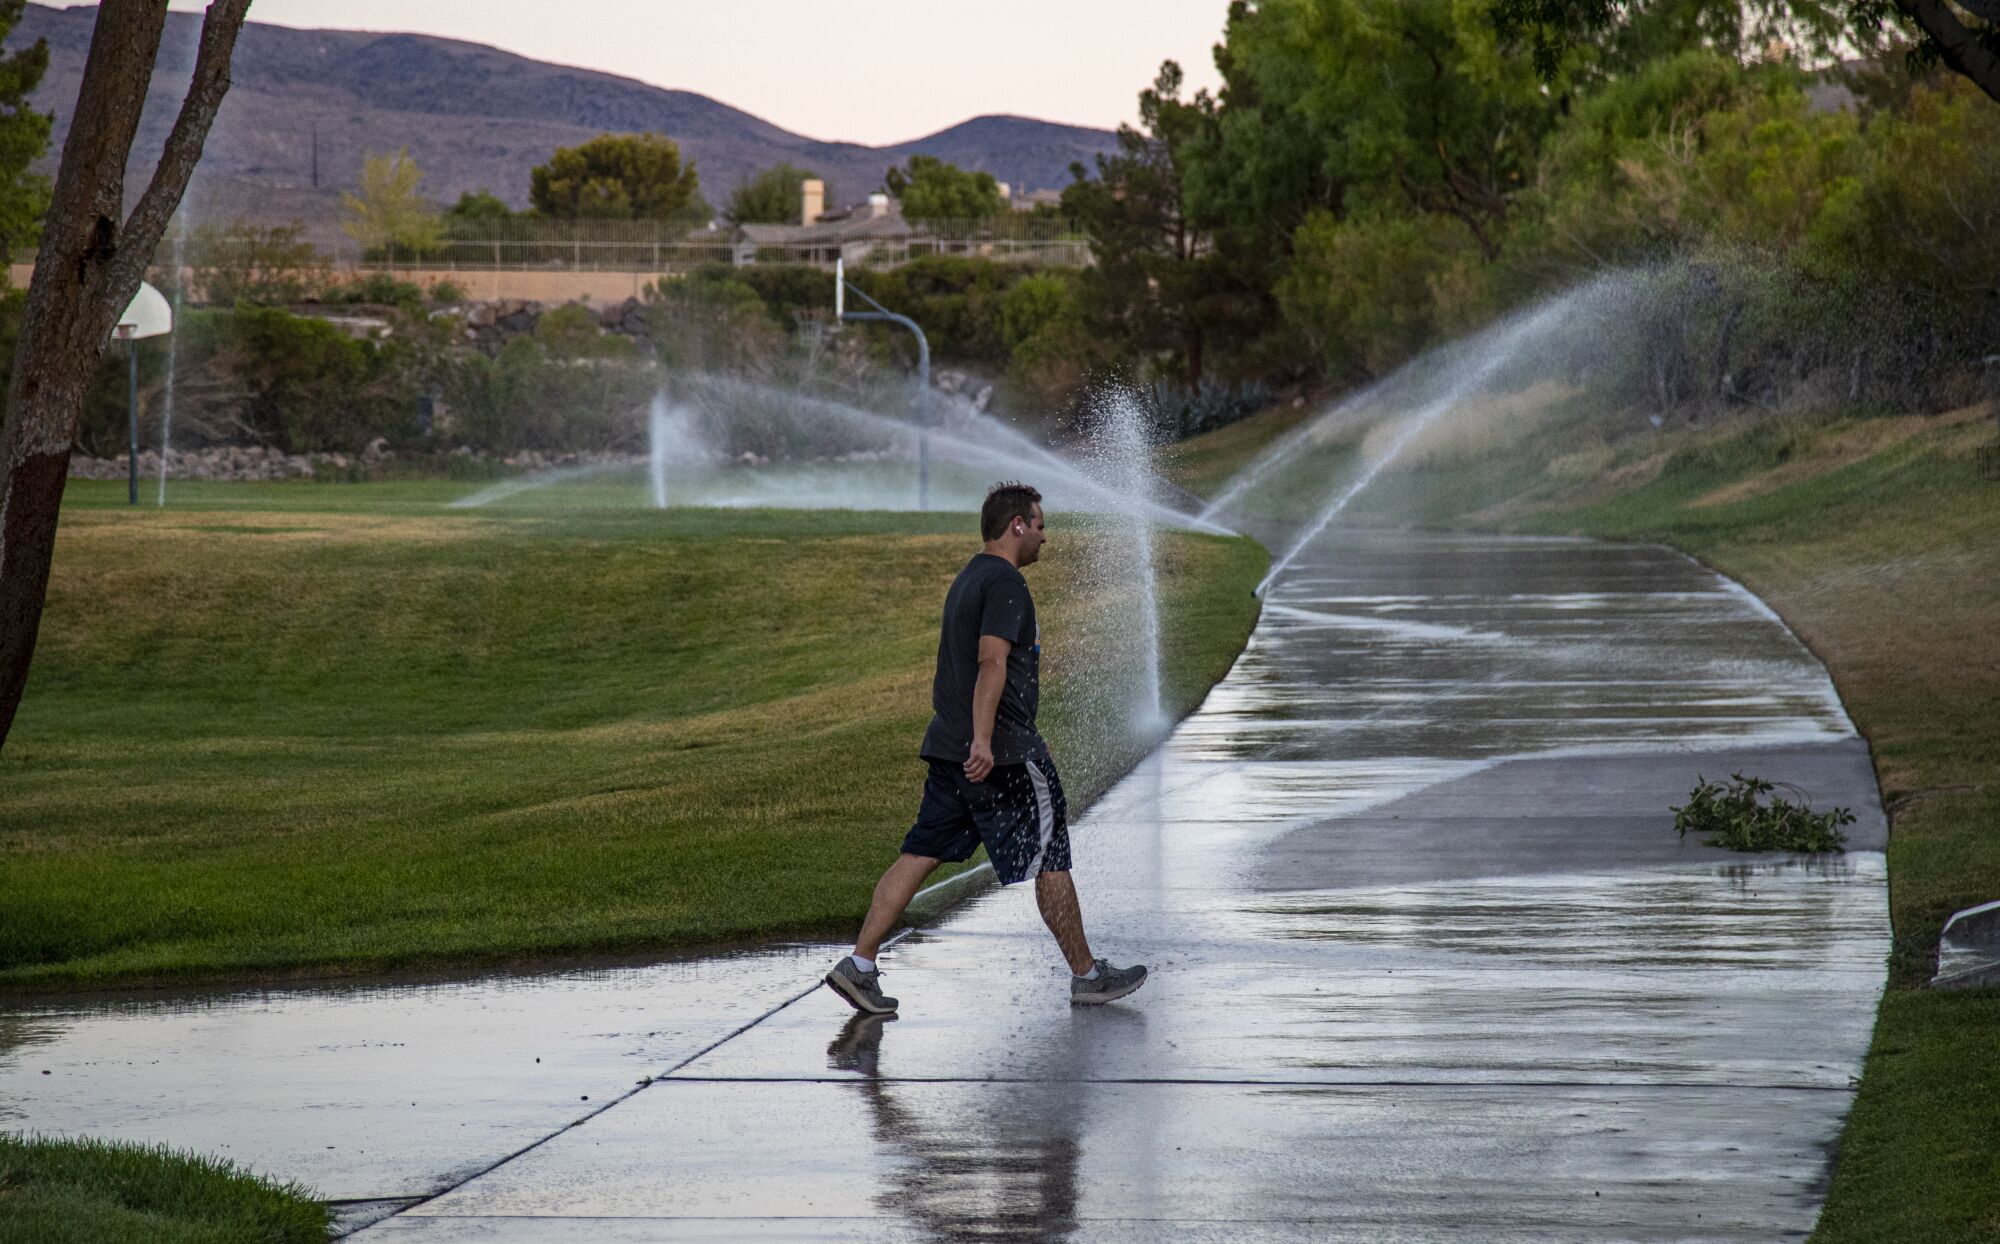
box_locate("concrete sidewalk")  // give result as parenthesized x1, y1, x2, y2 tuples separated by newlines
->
(355, 531, 1887, 1241)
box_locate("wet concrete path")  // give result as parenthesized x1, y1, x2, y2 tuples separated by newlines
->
(2, 531, 1887, 1240)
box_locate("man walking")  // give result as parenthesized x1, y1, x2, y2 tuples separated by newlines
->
(825, 482, 1147, 1014)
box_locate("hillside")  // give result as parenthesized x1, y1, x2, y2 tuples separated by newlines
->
(6, 4, 1119, 228)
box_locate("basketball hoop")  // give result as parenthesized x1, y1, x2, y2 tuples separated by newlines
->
(114, 281, 174, 503)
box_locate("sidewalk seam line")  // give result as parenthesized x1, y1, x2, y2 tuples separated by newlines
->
(658, 1074, 1856, 1092)
(350, 920, 940, 1235)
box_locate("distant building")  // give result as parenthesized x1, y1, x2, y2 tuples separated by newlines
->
(733, 190, 913, 267)
(1009, 187, 1065, 212)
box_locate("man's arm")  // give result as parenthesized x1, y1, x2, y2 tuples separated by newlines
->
(965, 633, 1011, 782)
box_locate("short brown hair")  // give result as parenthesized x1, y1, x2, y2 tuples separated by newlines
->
(981, 481, 1042, 541)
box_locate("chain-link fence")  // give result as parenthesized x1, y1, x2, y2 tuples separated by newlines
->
(212, 216, 1091, 274)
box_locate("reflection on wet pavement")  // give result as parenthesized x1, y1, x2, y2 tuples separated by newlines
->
(374, 532, 1886, 1240)
(0, 946, 850, 1202)
(4, 531, 1888, 1241)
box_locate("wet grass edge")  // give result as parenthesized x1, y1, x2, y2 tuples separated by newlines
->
(0, 1133, 330, 1244)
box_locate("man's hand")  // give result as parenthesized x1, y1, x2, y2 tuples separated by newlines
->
(964, 738, 995, 783)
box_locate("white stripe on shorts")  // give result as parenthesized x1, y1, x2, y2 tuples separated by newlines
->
(1023, 754, 1056, 877)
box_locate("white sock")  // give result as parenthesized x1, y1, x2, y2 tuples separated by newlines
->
(849, 954, 876, 974)
(1078, 963, 1100, 981)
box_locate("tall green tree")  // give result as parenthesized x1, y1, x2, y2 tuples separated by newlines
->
(443, 190, 514, 226)
(0, 0, 49, 280)
(530, 132, 708, 223)
(1172, 0, 1589, 378)
(1186, 3, 1344, 281)
(726, 163, 820, 224)
(883, 155, 1004, 220)
(1499, 49, 1768, 279)
(341, 148, 442, 255)
(1214, 0, 1559, 260)
(1492, 0, 1998, 103)
(1063, 62, 1231, 381)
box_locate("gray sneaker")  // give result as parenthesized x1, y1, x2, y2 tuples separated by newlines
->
(825, 957, 898, 1014)
(1071, 959, 1147, 1005)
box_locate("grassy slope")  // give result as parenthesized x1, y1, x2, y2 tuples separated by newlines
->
(1174, 401, 2000, 1242)
(2, 482, 1264, 990)
(0, 1134, 327, 1244)
(1164, 401, 1314, 499)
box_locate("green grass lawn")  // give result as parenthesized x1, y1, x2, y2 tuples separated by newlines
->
(0, 1135, 327, 1244)
(2, 479, 1264, 990)
(1163, 401, 1315, 499)
(1175, 397, 2000, 1241)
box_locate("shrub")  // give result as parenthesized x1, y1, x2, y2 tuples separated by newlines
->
(850, 256, 1031, 364)
(180, 220, 329, 306)
(534, 302, 635, 360)
(998, 272, 1079, 352)
(231, 306, 412, 451)
(1279, 211, 1485, 382)
(647, 271, 783, 372)
(326, 272, 426, 308)
(1143, 377, 1275, 441)
(726, 263, 836, 329)
(443, 334, 652, 453)
(75, 306, 412, 456)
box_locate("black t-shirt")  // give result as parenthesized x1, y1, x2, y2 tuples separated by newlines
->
(918, 552, 1042, 765)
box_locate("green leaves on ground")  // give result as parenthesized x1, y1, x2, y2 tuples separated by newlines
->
(1673, 772, 1853, 852)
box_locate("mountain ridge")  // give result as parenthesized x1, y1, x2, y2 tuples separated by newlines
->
(7, 4, 1119, 227)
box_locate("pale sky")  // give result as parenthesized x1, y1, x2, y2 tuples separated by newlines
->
(52, 1, 1232, 145)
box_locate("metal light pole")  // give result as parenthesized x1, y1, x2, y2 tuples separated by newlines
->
(835, 256, 930, 511)
(124, 338, 138, 504)
(113, 281, 174, 506)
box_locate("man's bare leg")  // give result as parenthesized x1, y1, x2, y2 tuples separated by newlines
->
(853, 853, 942, 961)
(1035, 869, 1096, 974)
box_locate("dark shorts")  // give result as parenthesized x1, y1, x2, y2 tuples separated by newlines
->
(902, 744, 1072, 885)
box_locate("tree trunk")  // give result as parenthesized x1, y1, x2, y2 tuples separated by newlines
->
(0, 0, 252, 752)
(1895, 0, 2000, 105)
(1713, 300, 1744, 402)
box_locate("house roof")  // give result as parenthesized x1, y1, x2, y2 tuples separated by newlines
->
(737, 206, 914, 246)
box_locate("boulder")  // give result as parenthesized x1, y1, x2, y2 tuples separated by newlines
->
(615, 297, 650, 337)
(494, 300, 541, 335)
